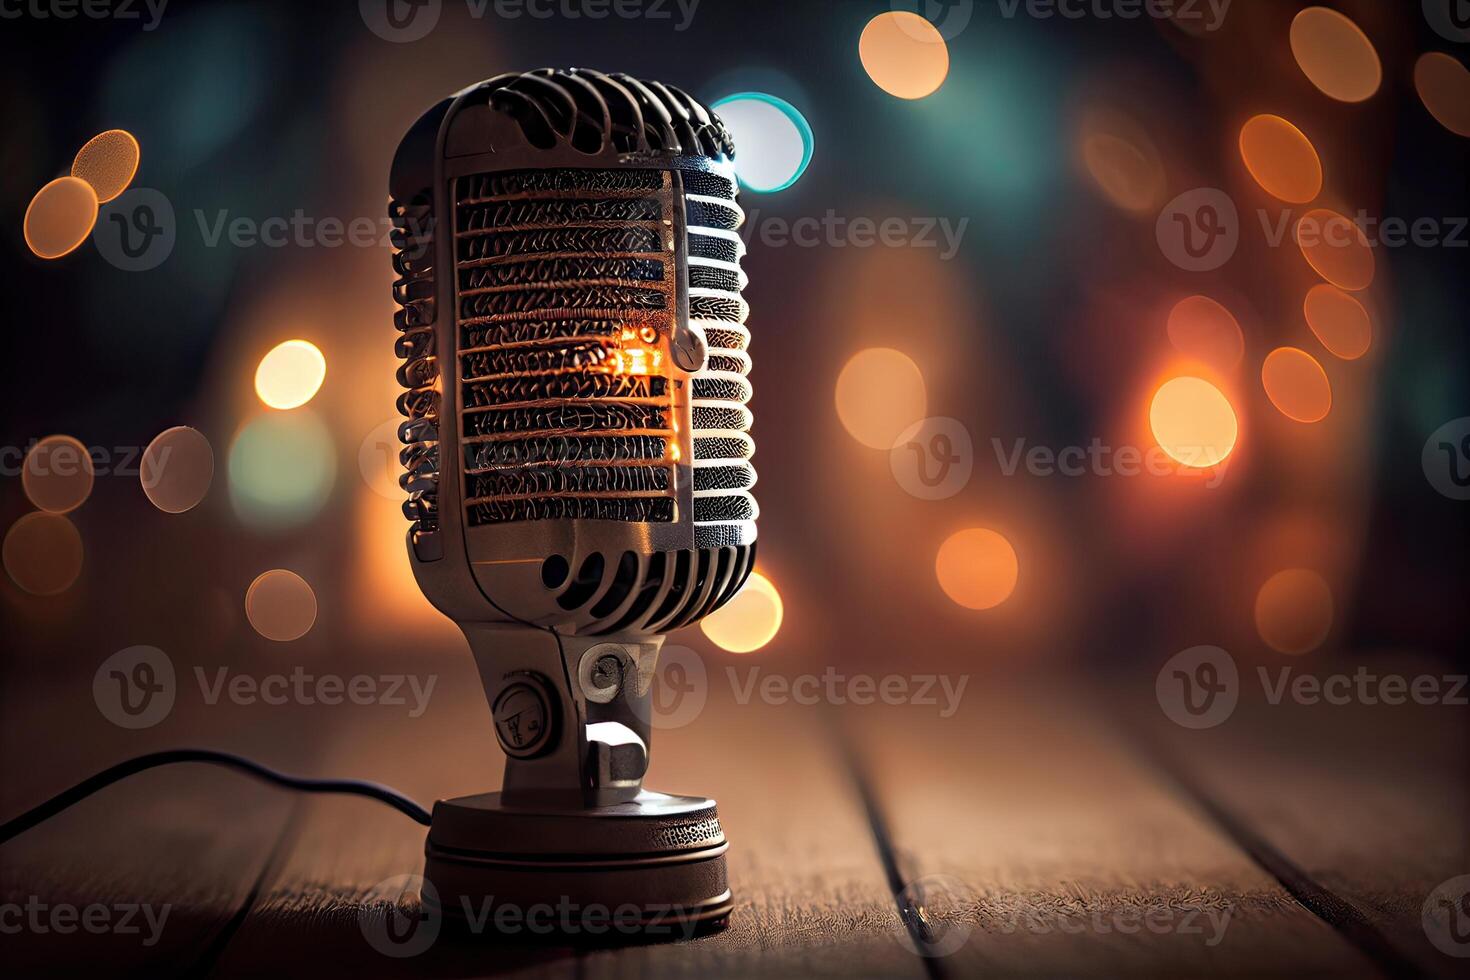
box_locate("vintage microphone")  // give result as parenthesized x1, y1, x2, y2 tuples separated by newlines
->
(389, 68, 755, 934)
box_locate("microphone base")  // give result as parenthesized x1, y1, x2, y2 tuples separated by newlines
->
(423, 789, 731, 942)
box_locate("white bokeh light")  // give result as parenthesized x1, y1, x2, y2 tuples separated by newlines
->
(712, 93, 813, 193)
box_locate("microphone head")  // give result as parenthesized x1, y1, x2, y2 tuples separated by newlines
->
(390, 69, 756, 636)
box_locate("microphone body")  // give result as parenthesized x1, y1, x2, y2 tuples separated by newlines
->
(389, 68, 754, 933)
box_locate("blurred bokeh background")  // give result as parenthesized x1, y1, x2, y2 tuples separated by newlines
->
(2, 0, 1468, 732)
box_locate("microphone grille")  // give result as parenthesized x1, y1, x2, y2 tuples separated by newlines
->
(390, 69, 755, 563)
(455, 166, 680, 528)
(685, 168, 755, 549)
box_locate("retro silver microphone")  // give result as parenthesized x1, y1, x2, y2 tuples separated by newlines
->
(389, 68, 754, 933)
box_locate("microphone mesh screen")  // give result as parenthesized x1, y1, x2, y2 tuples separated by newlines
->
(683, 168, 757, 549)
(455, 167, 678, 528)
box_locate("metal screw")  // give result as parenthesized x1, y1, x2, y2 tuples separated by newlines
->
(591, 654, 622, 692)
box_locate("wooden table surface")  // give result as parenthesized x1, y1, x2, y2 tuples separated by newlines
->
(2, 649, 1466, 979)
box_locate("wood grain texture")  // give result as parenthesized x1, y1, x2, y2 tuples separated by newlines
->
(848, 679, 1379, 978)
(8, 641, 1453, 978)
(577, 692, 925, 979)
(0, 676, 299, 977)
(1126, 652, 1470, 979)
(206, 655, 919, 978)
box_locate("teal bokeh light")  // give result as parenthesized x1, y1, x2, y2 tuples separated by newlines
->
(712, 92, 815, 193)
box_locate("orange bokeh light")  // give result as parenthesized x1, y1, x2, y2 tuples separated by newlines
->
(3, 512, 83, 596)
(1079, 110, 1166, 214)
(22, 435, 95, 514)
(1239, 114, 1322, 204)
(701, 571, 784, 653)
(835, 347, 927, 450)
(245, 569, 318, 642)
(1295, 208, 1375, 291)
(72, 129, 140, 204)
(24, 176, 99, 260)
(859, 11, 949, 100)
(1255, 568, 1333, 654)
(1148, 376, 1238, 468)
(935, 528, 1019, 611)
(1414, 52, 1470, 139)
(1289, 7, 1382, 103)
(1166, 296, 1244, 372)
(1303, 284, 1372, 360)
(1261, 347, 1332, 423)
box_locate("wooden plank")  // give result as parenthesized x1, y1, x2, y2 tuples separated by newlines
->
(578, 691, 924, 979)
(201, 652, 576, 978)
(1129, 651, 1470, 979)
(207, 654, 919, 978)
(0, 677, 297, 976)
(850, 679, 1379, 977)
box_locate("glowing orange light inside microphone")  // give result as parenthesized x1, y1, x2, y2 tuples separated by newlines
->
(611, 345, 661, 376)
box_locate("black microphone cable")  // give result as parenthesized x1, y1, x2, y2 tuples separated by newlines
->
(0, 748, 432, 845)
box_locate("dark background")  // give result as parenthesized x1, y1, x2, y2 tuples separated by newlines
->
(1, 0, 1466, 697)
